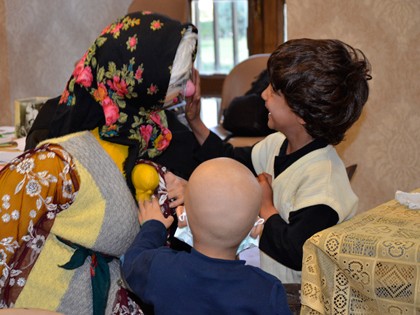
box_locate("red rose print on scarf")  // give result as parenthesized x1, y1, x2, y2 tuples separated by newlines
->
(102, 97, 120, 126)
(149, 112, 162, 126)
(72, 52, 88, 77)
(147, 84, 159, 95)
(140, 125, 153, 144)
(135, 65, 144, 82)
(108, 76, 129, 97)
(75, 66, 93, 88)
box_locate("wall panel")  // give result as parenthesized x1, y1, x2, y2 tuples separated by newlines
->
(287, 0, 420, 211)
(0, 0, 132, 125)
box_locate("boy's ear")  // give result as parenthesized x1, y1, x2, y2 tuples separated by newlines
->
(297, 115, 306, 125)
(176, 205, 187, 228)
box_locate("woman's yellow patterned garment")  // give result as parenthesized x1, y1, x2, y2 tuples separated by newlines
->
(0, 144, 79, 298)
(0, 132, 142, 313)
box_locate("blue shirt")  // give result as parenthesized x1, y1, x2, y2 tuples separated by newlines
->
(122, 220, 292, 315)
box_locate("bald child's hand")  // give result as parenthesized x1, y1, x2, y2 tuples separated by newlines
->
(139, 197, 174, 229)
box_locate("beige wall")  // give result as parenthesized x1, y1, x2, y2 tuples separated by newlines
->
(0, 1, 11, 125)
(0, 0, 132, 126)
(287, 0, 420, 212)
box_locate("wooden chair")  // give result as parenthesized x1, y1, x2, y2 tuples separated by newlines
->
(127, 0, 191, 23)
(211, 53, 270, 147)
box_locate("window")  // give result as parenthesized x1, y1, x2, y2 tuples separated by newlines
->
(191, 0, 285, 98)
(191, 0, 249, 74)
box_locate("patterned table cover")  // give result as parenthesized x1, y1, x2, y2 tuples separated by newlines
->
(301, 188, 420, 315)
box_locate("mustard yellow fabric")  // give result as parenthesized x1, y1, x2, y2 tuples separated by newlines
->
(0, 144, 79, 278)
(90, 128, 128, 174)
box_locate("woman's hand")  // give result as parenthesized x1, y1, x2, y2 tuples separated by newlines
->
(257, 173, 278, 220)
(139, 197, 174, 229)
(185, 68, 210, 145)
(164, 171, 187, 208)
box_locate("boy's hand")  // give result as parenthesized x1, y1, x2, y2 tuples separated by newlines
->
(257, 173, 278, 220)
(164, 171, 187, 208)
(139, 197, 174, 229)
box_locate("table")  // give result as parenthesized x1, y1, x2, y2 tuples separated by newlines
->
(0, 128, 25, 170)
(301, 189, 420, 315)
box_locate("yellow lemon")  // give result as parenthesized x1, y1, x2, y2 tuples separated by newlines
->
(132, 163, 160, 201)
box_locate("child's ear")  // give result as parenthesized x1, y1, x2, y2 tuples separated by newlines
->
(297, 116, 306, 125)
(176, 205, 187, 228)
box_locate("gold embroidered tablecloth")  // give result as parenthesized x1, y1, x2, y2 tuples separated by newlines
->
(301, 189, 420, 315)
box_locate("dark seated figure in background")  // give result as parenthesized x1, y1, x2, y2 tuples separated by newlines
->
(25, 96, 60, 151)
(222, 69, 275, 138)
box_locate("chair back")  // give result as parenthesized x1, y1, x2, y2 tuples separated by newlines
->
(346, 164, 357, 181)
(127, 0, 191, 23)
(220, 53, 270, 121)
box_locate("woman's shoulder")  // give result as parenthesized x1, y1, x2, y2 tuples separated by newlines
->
(1, 143, 79, 189)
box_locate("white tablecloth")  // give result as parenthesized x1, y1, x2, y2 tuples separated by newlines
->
(0, 126, 25, 169)
(301, 189, 420, 314)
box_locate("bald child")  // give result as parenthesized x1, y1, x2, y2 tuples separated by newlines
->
(122, 157, 291, 315)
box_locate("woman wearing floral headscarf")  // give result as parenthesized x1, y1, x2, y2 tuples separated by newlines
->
(0, 12, 197, 314)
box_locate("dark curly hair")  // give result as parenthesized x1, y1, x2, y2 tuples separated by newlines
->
(267, 38, 372, 145)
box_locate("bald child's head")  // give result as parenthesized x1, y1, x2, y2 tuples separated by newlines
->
(184, 158, 262, 254)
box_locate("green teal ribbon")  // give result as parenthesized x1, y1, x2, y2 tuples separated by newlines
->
(57, 236, 114, 315)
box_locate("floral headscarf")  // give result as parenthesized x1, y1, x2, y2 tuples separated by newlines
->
(50, 11, 197, 160)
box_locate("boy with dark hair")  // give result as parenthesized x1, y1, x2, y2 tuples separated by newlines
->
(185, 38, 372, 283)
